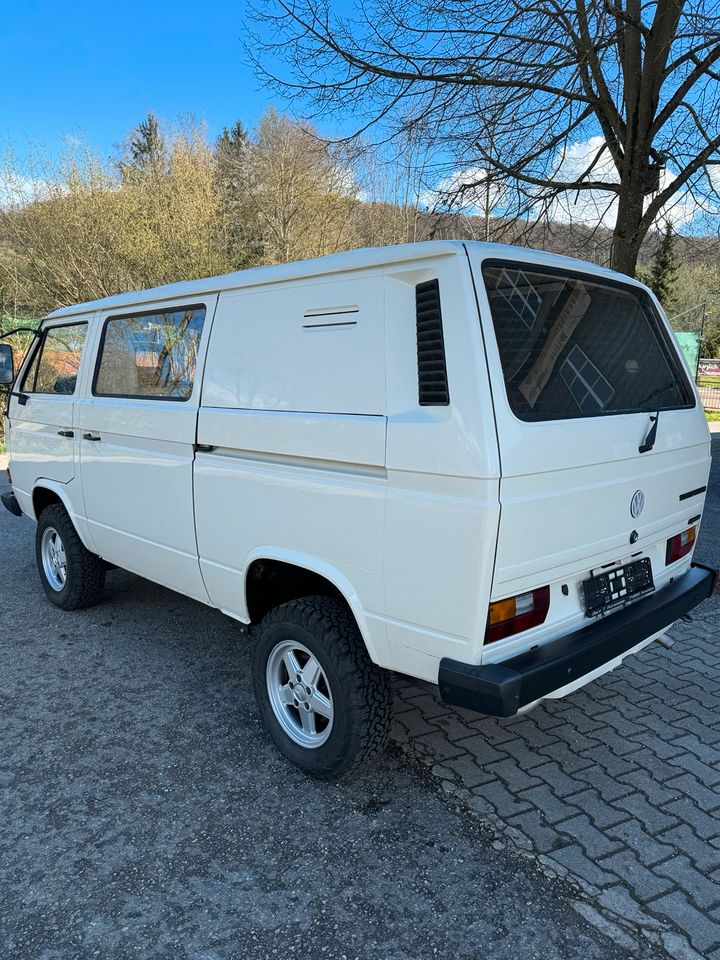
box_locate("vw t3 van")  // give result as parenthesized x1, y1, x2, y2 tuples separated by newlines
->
(1, 242, 715, 778)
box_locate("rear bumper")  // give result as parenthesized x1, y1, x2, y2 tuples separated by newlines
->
(439, 563, 717, 718)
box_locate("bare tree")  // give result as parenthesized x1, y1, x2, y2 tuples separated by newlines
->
(352, 128, 438, 245)
(247, 0, 720, 276)
(244, 108, 358, 263)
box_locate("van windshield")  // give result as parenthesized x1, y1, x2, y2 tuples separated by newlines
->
(482, 261, 693, 422)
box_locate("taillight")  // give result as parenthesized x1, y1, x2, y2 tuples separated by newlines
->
(666, 526, 696, 565)
(485, 586, 550, 644)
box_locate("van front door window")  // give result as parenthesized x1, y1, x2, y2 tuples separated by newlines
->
(22, 323, 87, 396)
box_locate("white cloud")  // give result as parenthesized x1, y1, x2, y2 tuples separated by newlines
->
(542, 135, 618, 227)
(544, 135, 718, 230)
(421, 165, 510, 214)
(426, 136, 719, 232)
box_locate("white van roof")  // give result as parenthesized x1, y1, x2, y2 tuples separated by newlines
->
(47, 240, 637, 318)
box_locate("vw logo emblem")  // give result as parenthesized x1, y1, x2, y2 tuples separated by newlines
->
(630, 489, 645, 518)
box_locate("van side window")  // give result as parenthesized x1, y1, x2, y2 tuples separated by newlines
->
(93, 305, 206, 401)
(21, 323, 88, 395)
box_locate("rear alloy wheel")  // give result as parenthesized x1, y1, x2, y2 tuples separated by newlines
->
(252, 596, 392, 780)
(266, 639, 335, 747)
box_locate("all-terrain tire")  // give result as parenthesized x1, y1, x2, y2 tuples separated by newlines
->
(252, 595, 392, 780)
(35, 503, 106, 610)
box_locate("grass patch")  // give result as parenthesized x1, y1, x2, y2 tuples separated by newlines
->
(705, 411, 720, 421)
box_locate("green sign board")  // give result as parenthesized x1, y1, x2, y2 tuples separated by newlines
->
(674, 331, 701, 377)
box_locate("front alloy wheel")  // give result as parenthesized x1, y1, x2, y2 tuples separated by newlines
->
(40, 525, 67, 591)
(35, 503, 106, 610)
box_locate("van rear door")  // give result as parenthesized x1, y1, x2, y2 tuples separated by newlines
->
(467, 248, 710, 657)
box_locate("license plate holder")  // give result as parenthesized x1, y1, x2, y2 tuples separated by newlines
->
(582, 557, 655, 617)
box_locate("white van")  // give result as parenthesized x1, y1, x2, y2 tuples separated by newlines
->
(1, 241, 715, 778)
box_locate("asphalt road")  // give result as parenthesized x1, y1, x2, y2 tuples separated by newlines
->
(0, 504, 635, 959)
(0, 439, 716, 960)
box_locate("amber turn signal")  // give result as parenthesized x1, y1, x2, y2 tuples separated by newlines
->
(485, 586, 550, 644)
(665, 526, 696, 565)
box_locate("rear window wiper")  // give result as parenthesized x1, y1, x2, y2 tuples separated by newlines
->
(637, 378, 688, 452)
(639, 410, 660, 454)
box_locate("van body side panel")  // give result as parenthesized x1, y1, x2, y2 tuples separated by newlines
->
(201, 277, 385, 414)
(383, 473, 500, 669)
(194, 438, 388, 659)
(198, 408, 386, 466)
(195, 273, 390, 665)
(383, 255, 502, 681)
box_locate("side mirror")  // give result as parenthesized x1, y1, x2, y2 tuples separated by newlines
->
(0, 343, 14, 385)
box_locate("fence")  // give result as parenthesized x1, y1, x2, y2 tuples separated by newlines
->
(697, 358, 720, 412)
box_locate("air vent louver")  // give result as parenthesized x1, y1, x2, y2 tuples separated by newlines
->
(416, 279, 449, 405)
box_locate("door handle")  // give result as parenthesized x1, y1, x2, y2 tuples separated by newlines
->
(83, 432, 101, 442)
(57, 430, 74, 438)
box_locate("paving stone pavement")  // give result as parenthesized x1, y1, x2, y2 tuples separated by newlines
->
(391, 608, 720, 959)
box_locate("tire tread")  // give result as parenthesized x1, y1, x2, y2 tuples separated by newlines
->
(36, 503, 106, 610)
(253, 595, 392, 779)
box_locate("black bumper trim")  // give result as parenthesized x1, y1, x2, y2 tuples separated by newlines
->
(1, 487, 22, 517)
(439, 563, 717, 718)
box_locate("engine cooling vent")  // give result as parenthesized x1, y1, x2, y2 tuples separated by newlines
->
(415, 279, 449, 405)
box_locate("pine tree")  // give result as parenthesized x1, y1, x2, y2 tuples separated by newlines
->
(649, 221, 678, 311)
(131, 113, 163, 165)
(119, 112, 167, 182)
(215, 120, 263, 268)
(217, 122, 250, 164)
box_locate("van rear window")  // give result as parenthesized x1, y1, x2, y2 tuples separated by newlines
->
(482, 261, 693, 421)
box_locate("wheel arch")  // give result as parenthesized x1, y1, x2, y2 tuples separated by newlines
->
(31, 481, 94, 551)
(242, 548, 386, 665)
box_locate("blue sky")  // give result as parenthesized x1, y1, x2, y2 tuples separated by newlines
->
(2, 2, 714, 232)
(1, 0, 310, 156)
